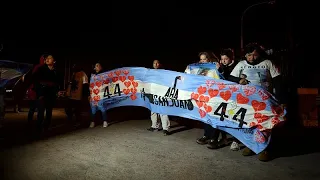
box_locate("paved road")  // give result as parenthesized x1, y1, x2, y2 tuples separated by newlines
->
(0, 109, 319, 180)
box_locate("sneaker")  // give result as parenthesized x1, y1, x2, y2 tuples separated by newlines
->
(103, 121, 108, 128)
(207, 139, 219, 149)
(196, 136, 209, 145)
(163, 130, 170, 136)
(230, 141, 240, 151)
(147, 127, 158, 132)
(89, 122, 95, 128)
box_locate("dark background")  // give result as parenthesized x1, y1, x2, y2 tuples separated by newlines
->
(0, 1, 313, 86)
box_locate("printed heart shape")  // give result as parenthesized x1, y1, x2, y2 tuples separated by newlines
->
(208, 89, 219, 98)
(204, 103, 212, 113)
(124, 81, 131, 88)
(130, 93, 137, 100)
(123, 88, 130, 95)
(242, 85, 256, 96)
(249, 122, 257, 127)
(220, 90, 231, 101)
(112, 77, 118, 83)
(197, 86, 207, 94)
(131, 88, 137, 94)
(93, 89, 100, 95)
(123, 70, 129, 75)
(257, 124, 264, 130)
(206, 80, 215, 87)
(229, 85, 239, 92)
(199, 109, 206, 118)
(271, 105, 284, 116)
(196, 100, 203, 108)
(119, 76, 126, 82)
(251, 100, 266, 111)
(128, 76, 134, 81)
(258, 89, 270, 101)
(115, 70, 122, 76)
(95, 81, 102, 87)
(254, 130, 266, 143)
(132, 81, 139, 87)
(103, 79, 110, 84)
(199, 95, 209, 103)
(108, 72, 114, 78)
(236, 93, 249, 104)
(217, 82, 226, 90)
(271, 117, 280, 125)
(93, 95, 100, 101)
(254, 113, 269, 123)
(191, 92, 199, 100)
(90, 83, 95, 89)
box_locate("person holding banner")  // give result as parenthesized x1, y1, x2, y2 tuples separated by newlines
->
(147, 60, 170, 136)
(228, 43, 285, 161)
(89, 62, 108, 128)
(218, 48, 242, 151)
(185, 52, 228, 149)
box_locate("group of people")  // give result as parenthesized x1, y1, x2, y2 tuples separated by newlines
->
(3, 42, 285, 162)
(23, 54, 108, 136)
(148, 43, 285, 162)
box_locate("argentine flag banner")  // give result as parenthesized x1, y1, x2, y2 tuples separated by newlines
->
(89, 67, 286, 154)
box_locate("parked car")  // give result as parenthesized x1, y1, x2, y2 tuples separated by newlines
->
(0, 60, 33, 112)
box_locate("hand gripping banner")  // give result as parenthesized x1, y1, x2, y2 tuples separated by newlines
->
(89, 67, 286, 154)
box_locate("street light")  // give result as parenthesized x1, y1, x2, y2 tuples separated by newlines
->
(240, 1, 276, 51)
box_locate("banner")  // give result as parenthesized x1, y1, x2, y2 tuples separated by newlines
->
(185, 62, 224, 79)
(89, 67, 286, 154)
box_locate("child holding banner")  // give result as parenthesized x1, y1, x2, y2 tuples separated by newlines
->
(147, 60, 171, 136)
(218, 49, 242, 151)
(185, 52, 228, 149)
(89, 63, 108, 128)
(228, 43, 285, 161)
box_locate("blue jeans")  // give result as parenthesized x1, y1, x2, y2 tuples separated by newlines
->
(91, 106, 107, 122)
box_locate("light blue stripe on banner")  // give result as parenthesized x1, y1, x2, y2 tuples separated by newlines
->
(90, 67, 286, 154)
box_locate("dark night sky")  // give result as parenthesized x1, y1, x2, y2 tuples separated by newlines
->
(0, 1, 307, 72)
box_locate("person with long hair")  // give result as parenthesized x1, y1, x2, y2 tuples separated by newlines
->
(185, 52, 227, 149)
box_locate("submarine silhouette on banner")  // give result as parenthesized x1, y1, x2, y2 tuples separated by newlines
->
(140, 76, 194, 111)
